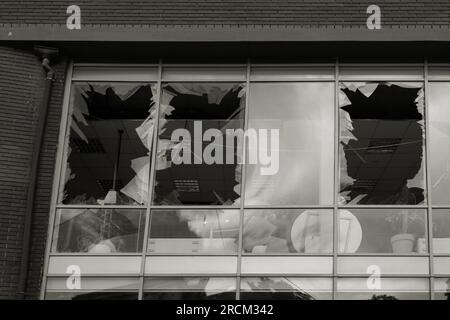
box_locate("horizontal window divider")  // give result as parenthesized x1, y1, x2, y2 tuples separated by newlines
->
(426, 79, 450, 82)
(71, 78, 158, 82)
(144, 273, 238, 277)
(55, 205, 147, 209)
(47, 274, 142, 278)
(160, 80, 245, 83)
(49, 253, 143, 257)
(338, 205, 428, 209)
(243, 205, 334, 209)
(338, 78, 424, 82)
(145, 254, 238, 257)
(143, 275, 238, 278)
(250, 63, 336, 67)
(162, 64, 248, 67)
(429, 205, 450, 208)
(337, 253, 430, 257)
(45, 290, 139, 293)
(73, 63, 159, 67)
(149, 205, 240, 210)
(249, 79, 335, 83)
(241, 253, 333, 257)
(430, 254, 450, 257)
(48, 273, 141, 277)
(338, 63, 424, 67)
(335, 274, 431, 278)
(238, 273, 333, 277)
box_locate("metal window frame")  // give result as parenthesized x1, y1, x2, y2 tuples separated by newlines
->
(41, 59, 450, 300)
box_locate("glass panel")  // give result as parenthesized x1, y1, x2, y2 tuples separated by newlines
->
(250, 66, 334, 81)
(428, 66, 450, 80)
(337, 257, 429, 275)
(339, 65, 423, 81)
(240, 277, 332, 300)
(337, 278, 429, 300)
(71, 66, 158, 81)
(45, 276, 139, 300)
(147, 210, 239, 254)
(162, 67, 246, 81)
(245, 82, 334, 205)
(242, 209, 333, 254)
(240, 257, 333, 275)
(143, 277, 236, 300)
(434, 257, 450, 275)
(339, 82, 425, 205)
(153, 83, 245, 205)
(434, 278, 450, 300)
(45, 292, 138, 300)
(338, 209, 427, 254)
(47, 256, 142, 275)
(46, 276, 139, 291)
(145, 257, 238, 274)
(429, 83, 450, 204)
(60, 82, 156, 205)
(52, 209, 145, 253)
(431, 210, 450, 254)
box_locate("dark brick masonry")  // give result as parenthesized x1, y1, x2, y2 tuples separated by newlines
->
(0, 46, 67, 299)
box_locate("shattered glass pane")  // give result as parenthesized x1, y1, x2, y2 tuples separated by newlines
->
(153, 83, 245, 205)
(244, 83, 334, 206)
(339, 82, 425, 205)
(60, 83, 156, 205)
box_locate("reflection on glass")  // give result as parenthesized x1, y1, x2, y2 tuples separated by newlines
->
(338, 209, 427, 254)
(52, 209, 145, 253)
(434, 278, 450, 300)
(45, 277, 139, 300)
(337, 278, 429, 300)
(45, 292, 138, 300)
(61, 82, 156, 205)
(432, 210, 450, 254)
(240, 277, 332, 300)
(339, 82, 425, 205)
(429, 83, 450, 204)
(148, 210, 239, 254)
(245, 83, 334, 205)
(338, 256, 429, 275)
(153, 83, 245, 205)
(242, 210, 333, 254)
(143, 277, 236, 300)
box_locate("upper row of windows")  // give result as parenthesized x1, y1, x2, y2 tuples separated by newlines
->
(71, 64, 450, 82)
(57, 65, 450, 207)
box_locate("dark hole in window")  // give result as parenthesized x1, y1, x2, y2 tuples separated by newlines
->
(340, 83, 424, 205)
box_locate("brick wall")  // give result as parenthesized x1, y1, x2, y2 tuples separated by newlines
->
(0, 0, 449, 27)
(0, 45, 67, 299)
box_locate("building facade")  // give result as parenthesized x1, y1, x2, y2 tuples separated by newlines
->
(1, 1, 450, 300)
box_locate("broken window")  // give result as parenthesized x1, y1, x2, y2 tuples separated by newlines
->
(152, 83, 245, 205)
(339, 82, 425, 205)
(60, 82, 157, 205)
(244, 83, 334, 206)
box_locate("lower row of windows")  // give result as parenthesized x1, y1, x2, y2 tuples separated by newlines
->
(52, 208, 450, 255)
(45, 277, 450, 300)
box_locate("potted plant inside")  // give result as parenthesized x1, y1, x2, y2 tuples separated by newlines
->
(385, 210, 425, 253)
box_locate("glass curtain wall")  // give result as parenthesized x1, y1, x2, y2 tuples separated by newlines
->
(43, 62, 450, 300)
